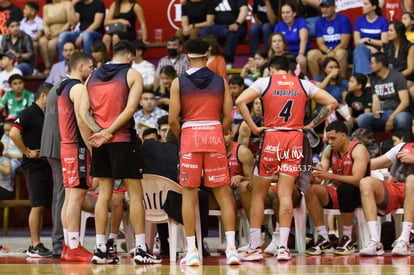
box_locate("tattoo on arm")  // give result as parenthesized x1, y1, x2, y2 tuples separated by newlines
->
(311, 106, 331, 126)
(84, 112, 102, 133)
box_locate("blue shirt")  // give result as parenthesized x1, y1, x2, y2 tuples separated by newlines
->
(274, 18, 311, 55)
(46, 61, 68, 85)
(315, 13, 352, 50)
(315, 76, 348, 104)
(354, 15, 388, 40)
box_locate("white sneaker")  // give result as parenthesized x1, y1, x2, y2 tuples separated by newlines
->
(217, 240, 227, 255)
(241, 248, 263, 261)
(277, 246, 291, 261)
(237, 243, 250, 253)
(359, 240, 384, 256)
(392, 238, 410, 256)
(180, 248, 200, 266)
(225, 246, 241, 265)
(264, 232, 278, 256)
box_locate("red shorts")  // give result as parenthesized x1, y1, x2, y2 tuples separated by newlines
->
(380, 178, 406, 215)
(179, 152, 230, 188)
(61, 146, 91, 189)
(324, 185, 339, 210)
(256, 131, 303, 178)
(180, 124, 226, 154)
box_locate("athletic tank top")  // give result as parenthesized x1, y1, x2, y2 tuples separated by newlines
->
(330, 141, 362, 186)
(228, 142, 243, 177)
(87, 63, 137, 143)
(262, 74, 308, 130)
(382, 0, 404, 21)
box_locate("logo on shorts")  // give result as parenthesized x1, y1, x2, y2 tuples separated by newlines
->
(182, 163, 198, 169)
(182, 153, 192, 160)
(264, 165, 273, 174)
(208, 174, 227, 183)
(210, 153, 224, 158)
(181, 172, 189, 182)
(64, 157, 75, 164)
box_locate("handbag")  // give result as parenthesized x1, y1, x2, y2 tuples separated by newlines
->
(107, 22, 125, 34)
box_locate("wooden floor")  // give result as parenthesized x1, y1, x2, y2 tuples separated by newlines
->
(1, 254, 414, 274)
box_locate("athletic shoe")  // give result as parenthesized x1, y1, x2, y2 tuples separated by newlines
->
(225, 246, 241, 265)
(391, 238, 410, 256)
(28, 243, 52, 258)
(237, 243, 250, 253)
(107, 239, 117, 255)
(306, 236, 333, 256)
(152, 236, 160, 256)
(180, 248, 200, 266)
(0, 245, 10, 253)
(217, 240, 227, 255)
(277, 246, 291, 261)
(241, 247, 263, 261)
(26, 246, 33, 257)
(91, 246, 108, 264)
(61, 243, 68, 261)
(359, 240, 384, 256)
(134, 246, 162, 265)
(65, 245, 93, 262)
(333, 235, 354, 255)
(329, 234, 339, 248)
(264, 233, 278, 256)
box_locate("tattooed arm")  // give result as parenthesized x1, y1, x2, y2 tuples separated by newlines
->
(304, 88, 338, 129)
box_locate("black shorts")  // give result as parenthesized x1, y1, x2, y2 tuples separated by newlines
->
(91, 142, 143, 179)
(22, 159, 53, 208)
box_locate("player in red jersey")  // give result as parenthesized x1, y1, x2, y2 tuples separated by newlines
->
(305, 121, 370, 256)
(169, 39, 240, 266)
(236, 55, 338, 261)
(56, 52, 94, 262)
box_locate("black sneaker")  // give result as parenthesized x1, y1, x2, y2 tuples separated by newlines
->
(334, 235, 355, 255)
(306, 236, 334, 256)
(29, 243, 52, 258)
(134, 246, 162, 264)
(26, 246, 34, 257)
(91, 245, 119, 265)
(329, 234, 339, 248)
(107, 239, 117, 255)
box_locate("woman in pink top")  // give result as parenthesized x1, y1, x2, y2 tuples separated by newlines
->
(204, 36, 227, 79)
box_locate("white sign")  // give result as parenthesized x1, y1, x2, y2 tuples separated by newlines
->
(335, 0, 363, 12)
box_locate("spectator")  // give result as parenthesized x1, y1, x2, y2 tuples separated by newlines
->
(383, 21, 414, 100)
(20, 1, 43, 69)
(0, 74, 34, 118)
(228, 75, 245, 128)
(155, 65, 176, 111)
(90, 40, 110, 68)
(154, 36, 189, 88)
(1, 17, 34, 76)
(38, 0, 72, 75)
(392, 129, 413, 145)
(357, 52, 412, 132)
(296, 0, 321, 38)
(241, 49, 268, 87)
(249, 0, 277, 56)
(203, 35, 227, 79)
(0, 52, 22, 93)
(103, 0, 148, 51)
(379, 0, 411, 22)
(133, 90, 168, 132)
(237, 97, 263, 156)
(131, 40, 155, 91)
(0, 0, 23, 36)
(402, 12, 414, 43)
(57, 0, 106, 60)
(315, 57, 348, 104)
(268, 32, 291, 58)
(157, 115, 169, 143)
(176, 0, 214, 40)
(345, 73, 372, 132)
(353, 0, 388, 74)
(45, 41, 76, 85)
(0, 141, 13, 200)
(306, 0, 352, 79)
(274, 3, 312, 74)
(199, 0, 248, 69)
(1, 119, 22, 182)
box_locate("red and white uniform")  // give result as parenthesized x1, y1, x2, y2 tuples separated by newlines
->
(249, 74, 318, 178)
(228, 142, 243, 178)
(382, 0, 405, 21)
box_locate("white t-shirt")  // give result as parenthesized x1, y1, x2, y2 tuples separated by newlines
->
(0, 68, 23, 93)
(249, 76, 319, 98)
(132, 60, 155, 86)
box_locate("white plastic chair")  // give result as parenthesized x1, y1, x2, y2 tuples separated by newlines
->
(141, 174, 203, 263)
(79, 211, 111, 246)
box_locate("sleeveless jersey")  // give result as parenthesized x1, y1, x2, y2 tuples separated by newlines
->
(262, 74, 308, 130)
(179, 67, 224, 123)
(87, 63, 136, 143)
(330, 141, 363, 186)
(57, 78, 83, 147)
(228, 142, 243, 178)
(382, 0, 404, 21)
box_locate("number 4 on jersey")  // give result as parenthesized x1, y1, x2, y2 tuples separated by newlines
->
(278, 100, 293, 123)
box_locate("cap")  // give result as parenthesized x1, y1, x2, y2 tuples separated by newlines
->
(0, 52, 17, 63)
(320, 0, 335, 6)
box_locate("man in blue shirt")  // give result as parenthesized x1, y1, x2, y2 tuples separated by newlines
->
(306, 0, 352, 79)
(45, 41, 76, 85)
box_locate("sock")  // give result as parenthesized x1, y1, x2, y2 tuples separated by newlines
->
(135, 234, 146, 251)
(96, 234, 106, 252)
(400, 222, 413, 242)
(343, 225, 353, 240)
(367, 221, 379, 242)
(279, 227, 290, 248)
(250, 228, 261, 249)
(68, 232, 79, 249)
(316, 226, 329, 241)
(109, 233, 118, 243)
(186, 236, 196, 253)
(225, 231, 235, 249)
(63, 229, 69, 245)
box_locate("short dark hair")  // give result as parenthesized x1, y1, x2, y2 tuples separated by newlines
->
(326, 120, 348, 134)
(113, 40, 135, 56)
(185, 39, 209, 56)
(393, 130, 412, 142)
(167, 36, 182, 45)
(132, 40, 147, 54)
(142, 128, 159, 140)
(8, 74, 23, 85)
(372, 52, 388, 67)
(268, 55, 289, 72)
(229, 75, 244, 86)
(352, 73, 368, 90)
(142, 89, 155, 96)
(26, 1, 39, 11)
(6, 17, 19, 27)
(35, 82, 53, 100)
(69, 52, 91, 71)
(157, 115, 169, 129)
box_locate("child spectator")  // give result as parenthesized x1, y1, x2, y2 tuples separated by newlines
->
(154, 65, 176, 111)
(0, 53, 22, 93)
(0, 74, 34, 117)
(315, 57, 348, 104)
(402, 12, 414, 43)
(20, 1, 43, 68)
(241, 49, 268, 87)
(1, 119, 22, 181)
(0, 142, 12, 200)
